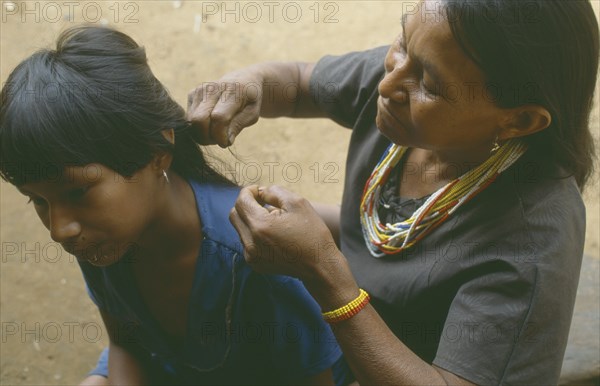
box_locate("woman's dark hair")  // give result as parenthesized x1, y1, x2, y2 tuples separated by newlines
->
(444, 0, 599, 190)
(0, 25, 233, 186)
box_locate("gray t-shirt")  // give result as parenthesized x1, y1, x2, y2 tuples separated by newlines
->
(310, 46, 585, 385)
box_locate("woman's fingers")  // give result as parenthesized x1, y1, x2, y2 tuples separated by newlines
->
(187, 74, 263, 147)
(189, 85, 241, 147)
(230, 186, 276, 270)
(230, 185, 339, 279)
(233, 185, 310, 229)
(208, 102, 241, 147)
(257, 185, 307, 212)
(187, 83, 223, 144)
(226, 102, 261, 145)
(229, 207, 257, 259)
(232, 186, 270, 226)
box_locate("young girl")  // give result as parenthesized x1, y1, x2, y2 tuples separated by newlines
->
(0, 26, 350, 385)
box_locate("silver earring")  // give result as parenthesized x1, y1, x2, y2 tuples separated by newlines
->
(162, 170, 170, 184)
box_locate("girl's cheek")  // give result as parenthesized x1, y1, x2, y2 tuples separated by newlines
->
(35, 209, 51, 230)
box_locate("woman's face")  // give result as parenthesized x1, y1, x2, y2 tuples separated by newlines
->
(377, 0, 507, 162)
(17, 163, 163, 267)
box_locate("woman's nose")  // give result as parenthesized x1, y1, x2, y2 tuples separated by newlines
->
(379, 74, 410, 104)
(49, 206, 81, 243)
(379, 51, 412, 104)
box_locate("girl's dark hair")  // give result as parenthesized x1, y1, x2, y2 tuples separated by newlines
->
(444, 0, 599, 190)
(0, 25, 233, 186)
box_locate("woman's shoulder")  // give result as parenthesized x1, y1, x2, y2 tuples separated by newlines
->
(439, 158, 585, 271)
(505, 159, 585, 233)
(457, 159, 586, 269)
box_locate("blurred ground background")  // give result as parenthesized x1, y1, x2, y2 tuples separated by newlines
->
(1, 1, 599, 385)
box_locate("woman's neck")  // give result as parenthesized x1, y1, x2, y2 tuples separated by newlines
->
(398, 147, 491, 199)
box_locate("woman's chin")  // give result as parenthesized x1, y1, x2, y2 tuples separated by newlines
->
(375, 116, 407, 146)
(375, 114, 393, 138)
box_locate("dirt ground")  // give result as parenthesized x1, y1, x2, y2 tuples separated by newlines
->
(1, 1, 599, 385)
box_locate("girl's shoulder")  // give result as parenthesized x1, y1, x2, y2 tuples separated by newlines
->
(188, 180, 243, 253)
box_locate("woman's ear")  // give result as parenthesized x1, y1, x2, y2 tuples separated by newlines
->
(499, 105, 552, 140)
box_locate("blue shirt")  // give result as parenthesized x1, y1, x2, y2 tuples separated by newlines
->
(79, 180, 349, 385)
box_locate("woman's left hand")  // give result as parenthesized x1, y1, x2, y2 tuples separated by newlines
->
(229, 185, 341, 282)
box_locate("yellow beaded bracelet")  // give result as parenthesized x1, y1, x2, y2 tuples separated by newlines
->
(322, 289, 370, 324)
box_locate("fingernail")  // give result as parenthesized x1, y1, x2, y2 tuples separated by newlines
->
(228, 133, 235, 146)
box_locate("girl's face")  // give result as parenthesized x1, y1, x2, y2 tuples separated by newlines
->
(17, 163, 164, 266)
(377, 0, 507, 163)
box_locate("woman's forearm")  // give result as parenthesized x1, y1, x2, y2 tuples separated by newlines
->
(305, 251, 475, 386)
(247, 61, 324, 119)
(310, 201, 341, 247)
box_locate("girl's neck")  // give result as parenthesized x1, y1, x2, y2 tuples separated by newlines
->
(133, 172, 203, 265)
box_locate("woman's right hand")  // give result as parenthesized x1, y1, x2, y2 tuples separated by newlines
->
(187, 68, 264, 148)
(187, 62, 320, 148)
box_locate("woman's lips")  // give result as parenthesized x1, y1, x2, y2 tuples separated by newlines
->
(377, 98, 407, 129)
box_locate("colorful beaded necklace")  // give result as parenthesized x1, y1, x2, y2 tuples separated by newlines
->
(360, 139, 527, 257)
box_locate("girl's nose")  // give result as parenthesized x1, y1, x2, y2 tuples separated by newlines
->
(49, 207, 81, 243)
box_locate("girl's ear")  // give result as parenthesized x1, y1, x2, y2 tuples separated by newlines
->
(152, 151, 173, 174)
(151, 128, 175, 173)
(161, 128, 175, 145)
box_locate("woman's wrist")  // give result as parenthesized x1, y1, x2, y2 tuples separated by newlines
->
(322, 288, 371, 323)
(250, 62, 304, 118)
(303, 249, 361, 312)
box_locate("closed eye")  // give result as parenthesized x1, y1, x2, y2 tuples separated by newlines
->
(421, 77, 439, 96)
(27, 196, 47, 206)
(396, 37, 438, 96)
(66, 186, 90, 201)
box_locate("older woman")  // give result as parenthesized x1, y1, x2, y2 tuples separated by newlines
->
(188, 0, 599, 384)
